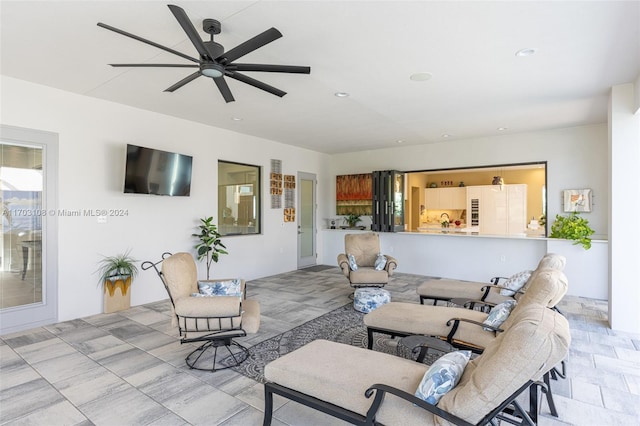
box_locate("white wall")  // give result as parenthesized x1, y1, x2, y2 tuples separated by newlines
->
(326, 125, 609, 238)
(1, 75, 615, 328)
(1, 76, 330, 321)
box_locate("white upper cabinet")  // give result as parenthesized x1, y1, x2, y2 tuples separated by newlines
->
(425, 187, 466, 210)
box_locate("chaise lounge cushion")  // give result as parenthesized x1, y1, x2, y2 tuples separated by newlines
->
(265, 301, 570, 426)
(416, 253, 566, 305)
(365, 268, 568, 353)
(364, 302, 496, 349)
(265, 339, 435, 425)
(439, 303, 570, 424)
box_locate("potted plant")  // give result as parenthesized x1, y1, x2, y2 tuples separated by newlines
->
(549, 212, 595, 250)
(344, 213, 361, 229)
(96, 250, 138, 313)
(192, 216, 228, 279)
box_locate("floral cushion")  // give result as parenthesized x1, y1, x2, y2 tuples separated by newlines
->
(193, 278, 242, 297)
(483, 300, 517, 331)
(347, 254, 358, 271)
(415, 350, 471, 405)
(353, 288, 391, 313)
(499, 270, 533, 296)
(374, 253, 387, 271)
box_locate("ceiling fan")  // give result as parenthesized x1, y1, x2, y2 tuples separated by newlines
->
(97, 4, 310, 103)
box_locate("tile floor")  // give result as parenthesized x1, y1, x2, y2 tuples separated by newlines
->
(1, 267, 639, 425)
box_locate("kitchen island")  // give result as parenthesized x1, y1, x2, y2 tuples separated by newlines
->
(321, 228, 608, 300)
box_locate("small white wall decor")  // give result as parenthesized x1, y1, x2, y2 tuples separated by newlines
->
(563, 189, 592, 212)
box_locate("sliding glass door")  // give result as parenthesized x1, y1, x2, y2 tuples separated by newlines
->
(0, 125, 58, 334)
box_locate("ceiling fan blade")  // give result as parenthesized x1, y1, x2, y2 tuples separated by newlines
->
(213, 78, 235, 103)
(227, 64, 311, 74)
(164, 71, 202, 92)
(168, 4, 211, 60)
(109, 64, 199, 68)
(226, 72, 286, 97)
(217, 28, 282, 64)
(97, 22, 199, 64)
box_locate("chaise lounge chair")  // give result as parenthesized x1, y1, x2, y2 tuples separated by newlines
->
(416, 253, 565, 306)
(263, 291, 570, 425)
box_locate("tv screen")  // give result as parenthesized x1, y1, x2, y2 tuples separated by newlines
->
(124, 144, 193, 196)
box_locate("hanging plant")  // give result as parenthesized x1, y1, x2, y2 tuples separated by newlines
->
(549, 212, 595, 250)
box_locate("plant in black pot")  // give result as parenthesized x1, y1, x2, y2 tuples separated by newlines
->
(192, 216, 228, 279)
(96, 250, 138, 313)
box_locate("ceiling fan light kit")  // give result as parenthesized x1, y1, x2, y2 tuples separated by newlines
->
(98, 4, 310, 103)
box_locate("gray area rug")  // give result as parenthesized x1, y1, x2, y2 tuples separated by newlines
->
(221, 302, 439, 383)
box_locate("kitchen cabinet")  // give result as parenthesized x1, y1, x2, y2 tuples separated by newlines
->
(425, 187, 466, 210)
(466, 184, 527, 235)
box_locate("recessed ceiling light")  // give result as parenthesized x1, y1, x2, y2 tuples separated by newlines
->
(442, 134, 450, 138)
(515, 48, 537, 57)
(231, 117, 243, 121)
(396, 140, 404, 144)
(334, 92, 350, 98)
(497, 127, 508, 131)
(410, 72, 432, 82)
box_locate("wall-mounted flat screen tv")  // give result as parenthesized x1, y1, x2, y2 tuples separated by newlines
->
(124, 144, 193, 196)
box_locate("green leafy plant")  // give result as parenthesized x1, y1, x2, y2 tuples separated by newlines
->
(343, 213, 361, 228)
(192, 217, 228, 279)
(549, 212, 595, 250)
(96, 250, 138, 286)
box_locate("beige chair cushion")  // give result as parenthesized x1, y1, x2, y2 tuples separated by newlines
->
(364, 302, 495, 350)
(438, 303, 570, 425)
(367, 268, 568, 351)
(265, 339, 436, 426)
(345, 232, 381, 267)
(242, 299, 260, 334)
(520, 253, 566, 294)
(416, 253, 566, 305)
(417, 279, 486, 301)
(349, 268, 389, 284)
(162, 252, 199, 300)
(267, 302, 569, 425)
(161, 252, 259, 334)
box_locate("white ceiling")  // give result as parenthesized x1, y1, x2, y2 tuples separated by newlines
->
(1, 1, 639, 154)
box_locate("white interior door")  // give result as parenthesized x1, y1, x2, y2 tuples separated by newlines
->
(297, 172, 316, 268)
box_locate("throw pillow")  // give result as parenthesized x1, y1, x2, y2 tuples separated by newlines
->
(347, 254, 358, 271)
(499, 270, 533, 296)
(415, 351, 471, 405)
(483, 300, 517, 331)
(191, 292, 244, 299)
(374, 253, 387, 271)
(197, 278, 242, 296)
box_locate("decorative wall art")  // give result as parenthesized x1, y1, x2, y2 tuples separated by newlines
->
(563, 189, 592, 212)
(284, 208, 296, 222)
(270, 159, 282, 209)
(336, 173, 372, 215)
(284, 175, 296, 222)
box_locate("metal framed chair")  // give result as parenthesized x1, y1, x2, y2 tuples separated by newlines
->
(142, 252, 260, 372)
